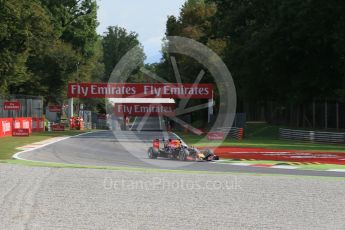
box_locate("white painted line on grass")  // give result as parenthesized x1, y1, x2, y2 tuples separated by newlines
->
(210, 161, 248, 165)
(327, 169, 345, 172)
(271, 166, 299, 170)
(228, 163, 252, 166)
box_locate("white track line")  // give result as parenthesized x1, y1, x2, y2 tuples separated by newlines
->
(327, 169, 345, 172)
(12, 131, 96, 161)
(271, 166, 299, 170)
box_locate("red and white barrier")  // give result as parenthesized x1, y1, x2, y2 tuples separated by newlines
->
(13, 118, 32, 134)
(207, 132, 225, 140)
(0, 117, 45, 138)
(12, 129, 30, 137)
(0, 118, 13, 137)
(52, 124, 65, 131)
(32, 118, 44, 132)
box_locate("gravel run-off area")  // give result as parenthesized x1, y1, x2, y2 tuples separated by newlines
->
(0, 164, 344, 230)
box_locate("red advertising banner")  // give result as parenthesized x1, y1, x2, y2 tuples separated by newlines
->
(13, 118, 32, 133)
(48, 105, 62, 113)
(3, 101, 21, 110)
(207, 132, 225, 140)
(32, 118, 45, 132)
(52, 124, 65, 131)
(0, 118, 13, 137)
(12, 129, 30, 137)
(114, 103, 176, 116)
(68, 83, 213, 99)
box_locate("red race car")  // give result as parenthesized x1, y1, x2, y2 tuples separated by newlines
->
(147, 138, 219, 161)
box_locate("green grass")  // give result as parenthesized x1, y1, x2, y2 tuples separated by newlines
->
(0, 130, 88, 160)
(1, 159, 344, 180)
(175, 122, 345, 153)
(177, 133, 345, 153)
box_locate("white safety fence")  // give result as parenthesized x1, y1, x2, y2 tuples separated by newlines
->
(279, 128, 345, 144)
(0, 95, 43, 118)
(216, 127, 244, 140)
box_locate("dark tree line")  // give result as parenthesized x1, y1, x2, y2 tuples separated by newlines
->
(2, 0, 345, 126)
(158, 0, 345, 128)
(0, 1, 143, 113)
(0, 0, 100, 101)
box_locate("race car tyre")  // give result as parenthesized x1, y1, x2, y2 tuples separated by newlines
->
(179, 149, 189, 161)
(203, 149, 213, 161)
(148, 147, 158, 159)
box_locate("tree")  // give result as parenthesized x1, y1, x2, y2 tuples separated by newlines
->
(163, 0, 221, 84)
(159, 0, 345, 126)
(206, 0, 345, 124)
(102, 26, 145, 81)
(0, 0, 53, 95)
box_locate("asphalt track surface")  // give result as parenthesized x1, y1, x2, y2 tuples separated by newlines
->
(2, 164, 345, 230)
(19, 131, 345, 177)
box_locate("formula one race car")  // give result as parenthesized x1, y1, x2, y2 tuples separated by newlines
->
(147, 138, 219, 161)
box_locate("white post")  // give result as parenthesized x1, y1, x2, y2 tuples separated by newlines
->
(208, 98, 213, 123)
(336, 102, 339, 130)
(312, 101, 315, 128)
(325, 99, 328, 129)
(69, 98, 73, 118)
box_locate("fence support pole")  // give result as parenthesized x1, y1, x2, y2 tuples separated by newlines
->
(208, 98, 213, 123)
(68, 98, 73, 118)
(325, 100, 328, 129)
(336, 102, 339, 130)
(312, 101, 316, 128)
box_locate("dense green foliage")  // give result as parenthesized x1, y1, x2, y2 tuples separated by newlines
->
(1, 0, 345, 126)
(206, 0, 345, 103)
(160, 0, 345, 127)
(0, 1, 145, 106)
(102, 26, 145, 81)
(0, 0, 99, 102)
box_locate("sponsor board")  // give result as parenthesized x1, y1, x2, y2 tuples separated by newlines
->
(68, 83, 213, 99)
(13, 120, 21, 129)
(48, 105, 62, 113)
(0, 118, 13, 137)
(0, 117, 40, 137)
(32, 117, 44, 132)
(52, 124, 65, 131)
(12, 129, 30, 137)
(114, 103, 176, 116)
(207, 132, 225, 140)
(13, 118, 32, 133)
(3, 101, 21, 110)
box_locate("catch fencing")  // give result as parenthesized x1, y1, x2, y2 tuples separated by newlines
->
(242, 100, 345, 130)
(216, 127, 244, 140)
(279, 128, 345, 144)
(0, 95, 43, 118)
(0, 95, 45, 137)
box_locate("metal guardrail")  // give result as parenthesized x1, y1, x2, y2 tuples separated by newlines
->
(279, 128, 345, 144)
(216, 127, 244, 140)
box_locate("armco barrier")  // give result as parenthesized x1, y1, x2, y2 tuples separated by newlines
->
(216, 127, 244, 140)
(0, 118, 13, 137)
(279, 128, 345, 144)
